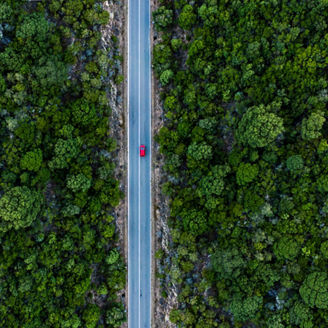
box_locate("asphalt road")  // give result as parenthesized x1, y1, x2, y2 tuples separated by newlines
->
(128, 0, 152, 327)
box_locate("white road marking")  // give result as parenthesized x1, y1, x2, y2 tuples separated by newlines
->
(128, 1, 151, 326)
(148, 0, 152, 325)
(127, 0, 130, 322)
(138, 0, 141, 327)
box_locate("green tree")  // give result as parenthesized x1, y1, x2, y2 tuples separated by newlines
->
(62, 204, 80, 217)
(16, 13, 50, 43)
(301, 111, 326, 140)
(20, 149, 43, 172)
(212, 248, 246, 280)
(187, 141, 212, 161)
(286, 155, 304, 171)
(181, 209, 208, 235)
(236, 105, 284, 148)
(106, 249, 120, 265)
(160, 69, 173, 86)
(273, 236, 300, 260)
(0, 186, 43, 231)
(197, 165, 230, 198)
(82, 304, 100, 328)
(153, 43, 173, 75)
(164, 95, 178, 111)
(300, 272, 328, 309)
(320, 240, 328, 259)
(199, 117, 217, 132)
(32, 56, 68, 89)
(267, 315, 284, 328)
(289, 301, 313, 328)
(153, 6, 173, 30)
(62, 315, 81, 328)
(318, 174, 328, 193)
(230, 296, 263, 322)
(105, 303, 126, 328)
(49, 137, 81, 169)
(178, 5, 196, 30)
(67, 173, 91, 193)
(70, 100, 98, 127)
(236, 162, 259, 186)
(171, 38, 183, 51)
(0, 3, 12, 21)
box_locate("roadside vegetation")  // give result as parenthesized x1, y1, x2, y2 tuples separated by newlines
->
(0, 0, 125, 327)
(153, 0, 328, 327)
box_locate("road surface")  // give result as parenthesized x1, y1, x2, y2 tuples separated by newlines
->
(128, 0, 152, 327)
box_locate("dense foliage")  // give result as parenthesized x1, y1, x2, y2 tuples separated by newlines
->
(153, 0, 328, 327)
(0, 0, 125, 327)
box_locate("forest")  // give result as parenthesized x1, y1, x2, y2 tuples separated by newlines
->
(0, 0, 125, 327)
(153, 0, 328, 327)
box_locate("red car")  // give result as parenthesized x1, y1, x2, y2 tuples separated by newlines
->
(140, 145, 146, 157)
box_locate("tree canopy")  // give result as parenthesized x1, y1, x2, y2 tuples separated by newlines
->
(0, 0, 126, 326)
(153, 0, 328, 326)
(0, 186, 43, 231)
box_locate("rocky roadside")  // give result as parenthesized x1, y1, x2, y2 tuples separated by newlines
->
(150, 0, 179, 327)
(102, 1, 128, 327)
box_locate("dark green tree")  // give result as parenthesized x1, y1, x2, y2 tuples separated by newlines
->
(153, 6, 173, 31)
(0, 186, 43, 231)
(20, 149, 43, 172)
(300, 272, 328, 309)
(236, 105, 284, 148)
(212, 248, 246, 280)
(236, 162, 259, 186)
(230, 296, 263, 322)
(301, 111, 326, 140)
(178, 5, 196, 30)
(286, 155, 304, 171)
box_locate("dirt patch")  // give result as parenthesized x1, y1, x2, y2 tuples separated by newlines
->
(150, 1, 179, 327)
(101, 1, 128, 326)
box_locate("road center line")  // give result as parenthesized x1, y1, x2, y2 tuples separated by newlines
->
(138, 0, 141, 326)
(148, 0, 152, 325)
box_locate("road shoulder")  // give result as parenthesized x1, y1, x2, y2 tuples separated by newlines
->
(150, 0, 179, 326)
(102, 1, 128, 326)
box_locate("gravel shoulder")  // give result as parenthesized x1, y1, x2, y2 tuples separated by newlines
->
(102, 1, 128, 326)
(150, 1, 178, 326)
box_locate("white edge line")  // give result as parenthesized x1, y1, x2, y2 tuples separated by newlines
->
(127, 0, 130, 325)
(149, 0, 152, 324)
(138, 0, 141, 327)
